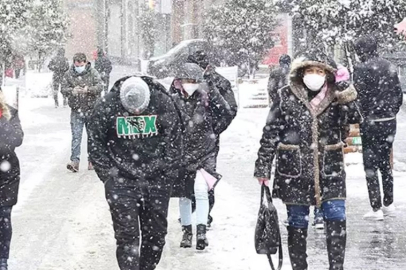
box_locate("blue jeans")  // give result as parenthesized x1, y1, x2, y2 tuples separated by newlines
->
(287, 200, 346, 229)
(70, 111, 90, 162)
(179, 171, 209, 226)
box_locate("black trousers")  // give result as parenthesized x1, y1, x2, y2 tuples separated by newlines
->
(0, 207, 12, 259)
(105, 180, 170, 270)
(53, 78, 67, 106)
(361, 120, 396, 211)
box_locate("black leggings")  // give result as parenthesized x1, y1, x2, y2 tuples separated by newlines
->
(0, 207, 12, 259)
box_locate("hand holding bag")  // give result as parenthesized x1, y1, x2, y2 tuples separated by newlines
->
(255, 184, 283, 270)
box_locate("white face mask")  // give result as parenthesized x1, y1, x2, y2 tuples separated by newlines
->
(75, 65, 86, 74)
(303, 74, 326, 91)
(183, 83, 200, 96)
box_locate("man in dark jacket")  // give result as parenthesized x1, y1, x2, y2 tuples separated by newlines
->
(62, 53, 102, 172)
(255, 50, 361, 270)
(0, 89, 24, 270)
(354, 36, 403, 220)
(88, 76, 182, 270)
(186, 51, 238, 226)
(48, 48, 69, 108)
(268, 54, 291, 104)
(94, 48, 113, 94)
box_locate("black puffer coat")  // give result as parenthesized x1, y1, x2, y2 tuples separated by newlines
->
(268, 66, 290, 103)
(88, 76, 182, 187)
(354, 36, 403, 122)
(254, 51, 362, 206)
(95, 54, 113, 80)
(170, 81, 234, 199)
(0, 105, 24, 206)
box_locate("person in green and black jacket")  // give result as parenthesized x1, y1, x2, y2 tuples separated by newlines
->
(88, 76, 182, 270)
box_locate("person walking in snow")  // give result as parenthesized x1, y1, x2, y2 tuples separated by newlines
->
(62, 53, 102, 172)
(186, 51, 238, 227)
(12, 54, 25, 79)
(268, 53, 327, 230)
(48, 48, 69, 108)
(88, 76, 182, 270)
(268, 54, 291, 105)
(254, 50, 361, 270)
(354, 36, 403, 221)
(94, 47, 113, 94)
(0, 88, 24, 270)
(170, 63, 234, 250)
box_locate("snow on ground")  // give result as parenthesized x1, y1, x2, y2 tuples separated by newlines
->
(5, 70, 406, 269)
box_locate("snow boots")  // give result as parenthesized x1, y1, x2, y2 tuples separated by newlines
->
(287, 226, 308, 270)
(196, 224, 209, 250)
(0, 259, 8, 270)
(180, 225, 193, 248)
(326, 220, 346, 270)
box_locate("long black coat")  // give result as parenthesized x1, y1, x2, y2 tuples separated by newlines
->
(254, 82, 361, 206)
(0, 106, 24, 206)
(170, 82, 234, 198)
(204, 70, 238, 164)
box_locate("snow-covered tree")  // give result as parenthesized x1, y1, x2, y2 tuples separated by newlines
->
(27, 0, 68, 70)
(139, 6, 157, 60)
(280, 0, 406, 67)
(204, 0, 278, 78)
(0, 1, 30, 62)
(0, 0, 68, 71)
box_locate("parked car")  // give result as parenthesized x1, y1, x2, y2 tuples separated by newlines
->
(147, 39, 250, 79)
(148, 39, 210, 79)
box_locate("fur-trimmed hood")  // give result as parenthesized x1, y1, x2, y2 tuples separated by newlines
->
(0, 91, 11, 120)
(290, 50, 337, 85)
(288, 50, 357, 113)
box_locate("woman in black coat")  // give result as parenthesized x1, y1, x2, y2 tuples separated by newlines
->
(0, 89, 23, 270)
(254, 50, 361, 270)
(170, 63, 233, 251)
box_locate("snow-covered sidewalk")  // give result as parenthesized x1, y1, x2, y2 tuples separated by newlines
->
(7, 74, 406, 269)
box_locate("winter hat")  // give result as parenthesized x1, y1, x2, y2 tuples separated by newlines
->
(120, 77, 151, 115)
(175, 63, 204, 83)
(290, 49, 337, 85)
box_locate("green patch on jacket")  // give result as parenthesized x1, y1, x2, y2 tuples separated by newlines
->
(116, 115, 158, 138)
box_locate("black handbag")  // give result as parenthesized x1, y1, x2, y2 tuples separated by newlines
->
(255, 184, 283, 270)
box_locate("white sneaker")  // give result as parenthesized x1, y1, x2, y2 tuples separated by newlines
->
(363, 209, 384, 221)
(382, 204, 396, 217)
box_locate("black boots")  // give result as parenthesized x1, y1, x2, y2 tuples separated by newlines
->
(288, 221, 346, 270)
(0, 259, 7, 270)
(180, 225, 193, 248)
(196, 224, 209, 250)
(326, 220, 346, 270)
(288, 226, 308, 270)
